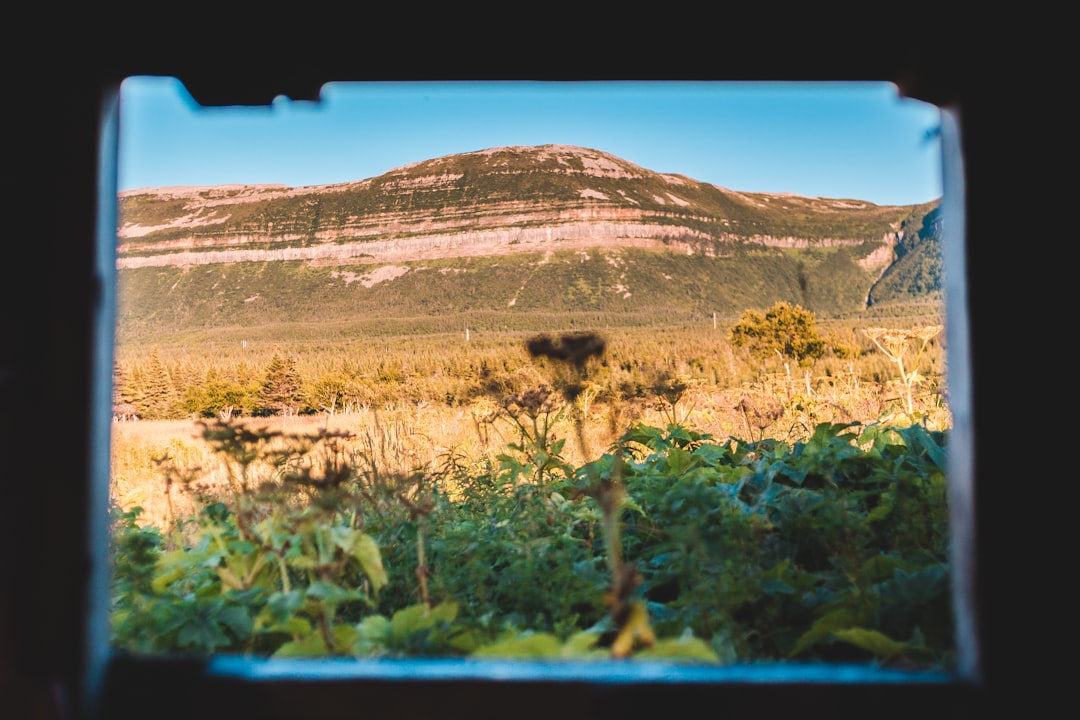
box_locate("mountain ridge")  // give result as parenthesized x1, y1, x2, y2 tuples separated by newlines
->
(118, 144, 933, 263)
(115, 144, 943, 340)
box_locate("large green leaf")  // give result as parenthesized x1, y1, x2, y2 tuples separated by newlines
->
(264, 590, 305, 625)
(217, 605, 253, 640)
(351, 615, 392, 656)
(832, 628, 907, 659)
(636, 636, 720, 662)
(389, 602, 457, 644)
(472, 632, 564, 658)
(350, 533, 388, 592)
(152, 549, 202, 593)
(273, 632, 327, 657)
(560, 631, 605, 657)
(306, 580, 363, 606)
(273, 617, 361, 657)
(789, 608, 860, 658)
(175, 604, 233, 653)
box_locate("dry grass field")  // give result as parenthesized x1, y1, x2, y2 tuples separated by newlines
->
(110, 364, 950, 532)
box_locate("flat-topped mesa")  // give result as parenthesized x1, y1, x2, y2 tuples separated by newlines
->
(117, 144, 921, 268)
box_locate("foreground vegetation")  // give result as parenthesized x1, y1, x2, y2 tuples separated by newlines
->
(111, 414, 951, 666)
(110, 306, 953, 668)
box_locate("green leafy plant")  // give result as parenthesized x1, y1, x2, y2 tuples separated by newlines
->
(111, 395, 953, 668)
(111, 421, 390, 656)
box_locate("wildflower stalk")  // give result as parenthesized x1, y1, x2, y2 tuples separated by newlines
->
(864, 325, 943, 415)
(525, 331, 655, 656)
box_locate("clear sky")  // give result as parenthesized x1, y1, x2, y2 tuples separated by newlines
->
(117, 78, 943, 207)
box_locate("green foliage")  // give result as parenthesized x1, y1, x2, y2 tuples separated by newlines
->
(868, 204, 943, 307)
(111, 423, 390, 656)
(729, 301, 828, 367)
(111, 415, 953, 669)
(182, 368, 256, 419)
(134, 348, 180, 420)
(256, 353, 306, 416)
(115, 242, 918, 345)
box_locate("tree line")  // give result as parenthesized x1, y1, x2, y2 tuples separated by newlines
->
(113, 302, 939, 423)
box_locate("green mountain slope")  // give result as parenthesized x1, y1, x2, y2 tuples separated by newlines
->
(868, 203, 943, 307)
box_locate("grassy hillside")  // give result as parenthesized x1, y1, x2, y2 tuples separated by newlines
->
(868, 203, 943, 307)
(115, 244, 925, 347)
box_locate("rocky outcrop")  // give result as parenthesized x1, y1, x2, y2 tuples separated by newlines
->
(118, 145, 929, 270)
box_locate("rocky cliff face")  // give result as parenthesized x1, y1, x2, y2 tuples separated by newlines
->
(117, 144, 921, 274)
(115, 145, 942, 331)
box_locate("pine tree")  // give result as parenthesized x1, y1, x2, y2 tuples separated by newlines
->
(112, 360, 142, 420)
(112, 360, 137, 408)
(257, 353, 305, 416)
(140, 348, 179, 419)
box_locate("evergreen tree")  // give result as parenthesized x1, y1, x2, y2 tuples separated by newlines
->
(112, 360, 138, 408)
(112, 360, 142, 419)
(140, 348, 179, 419)
(123, 364, 147, 413)
(257, 353, 305, 416)
(169, 359, 204, 407)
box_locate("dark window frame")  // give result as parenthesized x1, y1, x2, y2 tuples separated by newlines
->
(3, 46, 1016, 720)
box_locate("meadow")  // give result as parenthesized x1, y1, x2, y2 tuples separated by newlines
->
(110, 314, 949, 530)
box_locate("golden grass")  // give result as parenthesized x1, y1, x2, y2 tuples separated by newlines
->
(111, 370, 951, 532)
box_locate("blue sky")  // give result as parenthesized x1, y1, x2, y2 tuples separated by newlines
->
(118, 78, 943, 207)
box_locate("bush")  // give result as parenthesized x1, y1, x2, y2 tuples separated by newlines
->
(730, 301, 828, 367)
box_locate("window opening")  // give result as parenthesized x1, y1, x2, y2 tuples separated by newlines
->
(106, 79, 966, 678)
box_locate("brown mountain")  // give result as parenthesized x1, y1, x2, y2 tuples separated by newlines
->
(115, 144, 941, 338)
